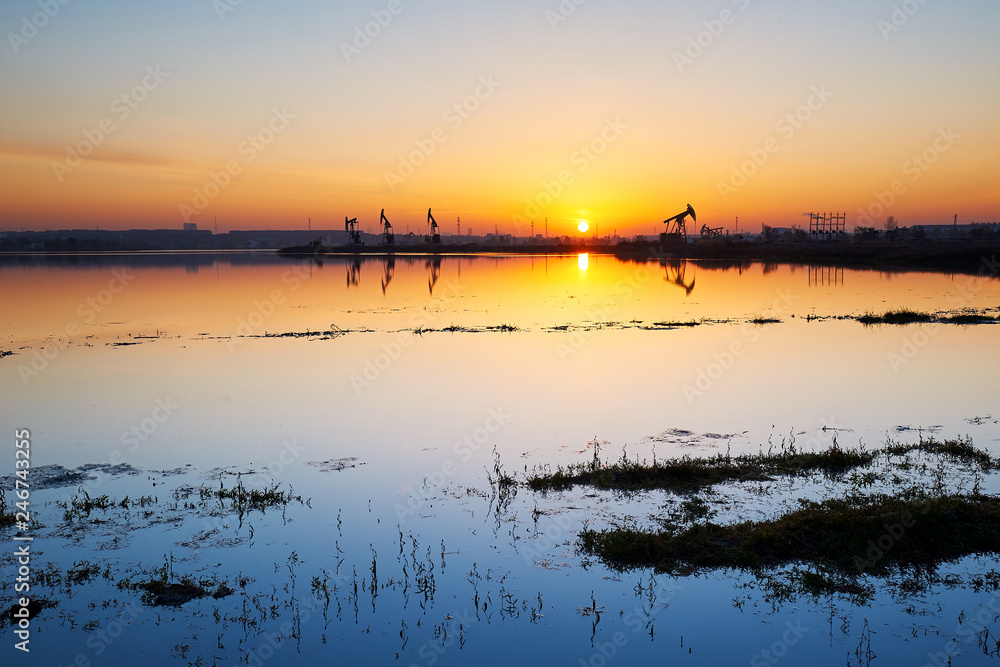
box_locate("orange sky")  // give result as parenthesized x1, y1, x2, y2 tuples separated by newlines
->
(1, 1, 997, 235)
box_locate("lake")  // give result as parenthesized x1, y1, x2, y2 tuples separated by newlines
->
(2, 251, 1000, 666)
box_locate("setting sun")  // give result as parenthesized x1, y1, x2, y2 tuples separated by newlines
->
(577, 221, 590, 233)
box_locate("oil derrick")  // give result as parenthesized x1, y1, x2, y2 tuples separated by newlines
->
(663, 204, 696, 239)
(427, 209, 441, 244)
(380, 209, 395, 245)
(345, 217, 363, 245)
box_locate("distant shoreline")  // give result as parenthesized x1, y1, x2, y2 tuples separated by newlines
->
(3, 240, 997, 276)
(276, 239, 1000, 275)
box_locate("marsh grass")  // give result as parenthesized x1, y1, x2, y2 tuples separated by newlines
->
(855, 308, 998, 326)
(60, 492, 158, 522)
(942, 312, 998, 325)
(200, 475, 306, 521)
(856, 308, 934, 325)
(527, 439, 876, 493)
(528, 437, 992, 493)
(580, 493, 1000, 575)
(884, 437, 992, 469)
(559, 436, 1000, 581)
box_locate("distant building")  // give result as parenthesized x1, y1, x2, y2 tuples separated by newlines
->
(183, 223, 198, 232)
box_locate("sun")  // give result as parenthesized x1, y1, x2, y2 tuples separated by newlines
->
(577, 220, 589, 233)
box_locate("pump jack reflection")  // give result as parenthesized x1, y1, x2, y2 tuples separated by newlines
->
(662, 259, 696, 296)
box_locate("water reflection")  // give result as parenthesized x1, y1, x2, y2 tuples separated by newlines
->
(381, 256, 395, 295)
(427, 257, 441, 295)
(809, 265, 844, 287)
(662, 259, 696, 296)
(4, 252, 1000, 348)
(347, 257, 361, 287)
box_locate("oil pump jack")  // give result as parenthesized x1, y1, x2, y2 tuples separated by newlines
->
(345, 217, 363, 245)
(663, 204, 697, 240)
(427, 208, 441, 244)
(380, 209, 395, 245)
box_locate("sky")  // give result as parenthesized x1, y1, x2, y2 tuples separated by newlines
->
(1, 0, 998, 236)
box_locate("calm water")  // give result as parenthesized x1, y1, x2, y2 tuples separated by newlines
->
(2, 252, 1000, 666)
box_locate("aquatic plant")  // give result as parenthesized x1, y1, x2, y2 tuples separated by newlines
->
(528, 437, 993, 493)
(580, 493, 1000, 575)
(527, 439, 876, 493)
(856, 308, 935, 325)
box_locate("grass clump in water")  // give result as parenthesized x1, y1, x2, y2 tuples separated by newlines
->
(200, 475, 306, 519)
(580, 493, 1000, 575)
(527, 440, 875, 493)
(883, 436, 993, 469)
(941, 311, 997, 325)
(857, 309, 935, 325)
